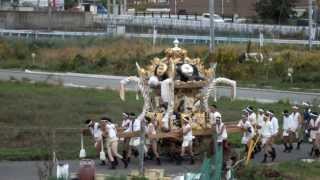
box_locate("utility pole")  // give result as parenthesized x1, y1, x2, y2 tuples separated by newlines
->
(175, 0, 177, 14)
(48, 0, 52, 31)
(221, 0, 224, 18)
(309, 0, 313, 50)
(139, 119, 146, 176)
(107, 0, 111, 17)
(209, 0, 215, 52)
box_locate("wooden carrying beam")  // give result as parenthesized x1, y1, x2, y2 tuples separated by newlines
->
(82, 122, 240, 139)
(117, 124, 241, 139)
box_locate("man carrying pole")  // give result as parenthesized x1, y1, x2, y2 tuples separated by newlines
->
(83, 119, 105, 166)
(180, 116, 194, 165)
(291, 106, 303, 149)
(282, 110, 298, 153)
(100, 117, 128, 169)
(237, 110, 255, 158)
(267, 110, 278, 161)
(146, 116, 161, 165)
(260, 112, 274, 163)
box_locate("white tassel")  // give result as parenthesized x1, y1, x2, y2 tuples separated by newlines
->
(120, 83, 125, 101)
(99, 138, 106, 161)
(79, 133, 86, 158)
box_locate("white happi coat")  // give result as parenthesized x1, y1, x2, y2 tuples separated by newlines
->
(89, 122, 102, 141)
(283, 115, 294, 136)
(121, 118, 131, 133)
(216, 122, 228, 143)
(129, 114, 143, 147)
(291, 112, 301, 133)
(248, 112, 257, 126)
(237, 120, 255, 144)
(310, 117, 320, 139)
(260, 120, 273, 145)
(182, 123, 193, 147)
(106, 123, 117, 139)
(257, 113, 265, 134)
(270, 116, 279, 136)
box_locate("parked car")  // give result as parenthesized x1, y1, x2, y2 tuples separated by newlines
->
(97, 4, 108, 15)
(201, 13, 224, 23)
(178, 9, 187, 15)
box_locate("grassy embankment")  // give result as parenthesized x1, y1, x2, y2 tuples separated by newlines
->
(2, 81, 320, 179)
(0, 37, 320, 91)
(0, 80, 309, 161)
(239, 161, 320, 180)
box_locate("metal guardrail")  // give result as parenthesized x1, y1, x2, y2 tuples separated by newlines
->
(0, 28, 319, 45)
(0, 29, 112, 38)
(95, 15, 312, 35)
(126, 33, 320, 45)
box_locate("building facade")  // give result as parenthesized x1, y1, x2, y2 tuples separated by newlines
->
(127, 0, 311, 18)
(169, 0, 258, 17)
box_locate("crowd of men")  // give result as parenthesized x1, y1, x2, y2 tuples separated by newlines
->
(234, 104, 320, 163)
(82, 103, 320, 169)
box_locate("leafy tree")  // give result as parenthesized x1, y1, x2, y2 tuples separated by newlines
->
(255, 0, 297, 24)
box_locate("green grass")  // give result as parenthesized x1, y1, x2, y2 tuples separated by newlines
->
(238, 161, 320, 180)
(0, 80, 317, 160)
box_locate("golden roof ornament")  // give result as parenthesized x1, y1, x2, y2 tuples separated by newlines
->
(164, 39, 187, 62)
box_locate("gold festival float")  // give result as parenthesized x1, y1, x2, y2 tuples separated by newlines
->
(119, 40, 239, 139)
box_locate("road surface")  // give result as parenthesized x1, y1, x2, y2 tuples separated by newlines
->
(0, 158, 199, 180)
(0, 143, 314, 180)
(0, 69, 319, 104)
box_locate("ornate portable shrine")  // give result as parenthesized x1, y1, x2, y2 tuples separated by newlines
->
(120, 40, 237, 137)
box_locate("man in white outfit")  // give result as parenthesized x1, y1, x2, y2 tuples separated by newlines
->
(216, 113, 228, 145)
(267, 110, 278, 161)
(180, 116, 194, 165)
(209, 104, 221, 155)
(145, 116, 161, 165)
(291, 106, 303, 149)
(121, 112, 131, 158)
(257, 109, 265, 129)
(84, 119, 105, 165)
(237, 112, 255, 156)
(247, 106, 257, 127)
(209, 104, 220, 126)
(282, 110, 298, 153)
(259, 112, 274, 163)
(101, 117, 128, 169)
(215, 112, 229, 164)
(127, 112, 144, 162)
(308, 112, 320, 157)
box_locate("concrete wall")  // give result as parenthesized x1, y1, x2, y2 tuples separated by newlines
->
(0, 11, 94, 30)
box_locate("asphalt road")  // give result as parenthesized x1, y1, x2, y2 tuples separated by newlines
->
(0, 69, 319, 104)
(0, 158, 200, 180)
(0, 143, 314, 180)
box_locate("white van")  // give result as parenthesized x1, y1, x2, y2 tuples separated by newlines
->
(201, 13, 224, 23)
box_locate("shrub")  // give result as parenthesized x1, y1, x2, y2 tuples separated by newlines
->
(11, 40, 30, 60)
(1, 38, 320, 89)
